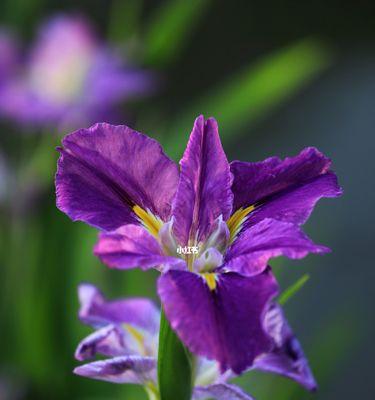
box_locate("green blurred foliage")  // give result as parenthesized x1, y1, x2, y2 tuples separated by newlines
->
(279, 273, 310, 306)
(143, 0, 211, 66)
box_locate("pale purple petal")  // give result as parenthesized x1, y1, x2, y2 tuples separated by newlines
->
(75, 324, 126, 361)
(254, 304, 317, 391)
(56, 123, 179, 231)
(74, 355, 156, 384)
(194, 358, 222, 387)
(78, 283, 159, 332)
(94, 224, 184, 271)
(223, 218, 329, 276)
(201, 216, 230, 254)
(158, 218, 179, 256)
(158, 269, 278, 374)
(87, 52, 156, 105)
(231, 147, 334, 210)
(0, 31, 19, 83)
(194, 248, 223, 273)
(245, 172, 342, 227)
(194, 383, 254, 400)
(172, 116, 233, 245)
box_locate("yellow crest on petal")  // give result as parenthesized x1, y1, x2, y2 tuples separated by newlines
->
(226, 204, 255, 244)
(133, 205, 163, 238)
(201, 272, 217, 291)
(123, 323, 146, 354)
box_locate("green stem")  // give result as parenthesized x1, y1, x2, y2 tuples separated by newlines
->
(157, 309, 193, 400)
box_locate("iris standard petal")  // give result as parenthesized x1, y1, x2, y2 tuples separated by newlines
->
(75, 324, 126, 361)
(172, 115, 233, 245)
(73, 355, 156, 384)
(94, 224, 185, 272)
(231, 147, 334, 210)
(56, 123, 179, 231)
(254, 304, 317, 391)
(223, 218, 329, 276)
(78, 283, 159, 332)
(193, 383, 255, 400)
(158, 269, 278, 374)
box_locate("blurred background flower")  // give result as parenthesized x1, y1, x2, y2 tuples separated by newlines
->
(0, 14, 154, 132)
(0, 30, 18, 86)
(0, 0, 374, 399)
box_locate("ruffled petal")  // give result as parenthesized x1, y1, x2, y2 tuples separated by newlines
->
(158, 269, 278, 374)
(172, 116, 233, 245)
(254, 304, 317, 391)
(56, 123, 179, 231)
(223, 218, 329, 276)
(245, 172, 342, 227)
(75, 324, 126, 361)
(230, 148, 342, 231)
(193, 383, 254, 400)
(94, 224, 185, 272)
(231, 147, 335, 210)
(73, 355, 156, 384)
(78, 283, 159, 332)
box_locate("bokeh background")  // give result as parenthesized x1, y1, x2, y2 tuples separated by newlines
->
(0, 1, 374, 399)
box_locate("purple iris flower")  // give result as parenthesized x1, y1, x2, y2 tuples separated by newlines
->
(74, 284, 316, 399)
(56, 115, 342, 373)
(0, 15, 153, 130)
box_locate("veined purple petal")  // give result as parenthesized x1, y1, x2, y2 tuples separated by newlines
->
(73, 355, 156, 384)
(172, 116, 233, 245)
(94, 224, 184, 271)
(223, 218, 329, 276)
(158, 269, 278, 374)
(193, 383, 254, 400)
(75, 324, 126, 361)
(246, 172, 342, 227)
(254, 304, 317, 391)
(56, 123, 179, 231)
(231, 147, 335, 210)
(78, 283, 159, 332)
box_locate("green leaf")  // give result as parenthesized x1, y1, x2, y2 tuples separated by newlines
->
(158, 309, 193, 400)
(144, 0, 211, 66)
(163, 38, 332, 158)
(278, 274, 310, 306)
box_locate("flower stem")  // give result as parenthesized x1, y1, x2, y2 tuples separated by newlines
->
(157, 309, 193, 400)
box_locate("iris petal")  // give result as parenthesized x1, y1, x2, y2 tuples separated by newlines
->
(193, 383, 255, 400)
(223, 218, 329, 276)
(73, 355, 156, 384)
(172, 116, 233, 246)
(158, 268, 278, 374)
(56, 123, 179, 231)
